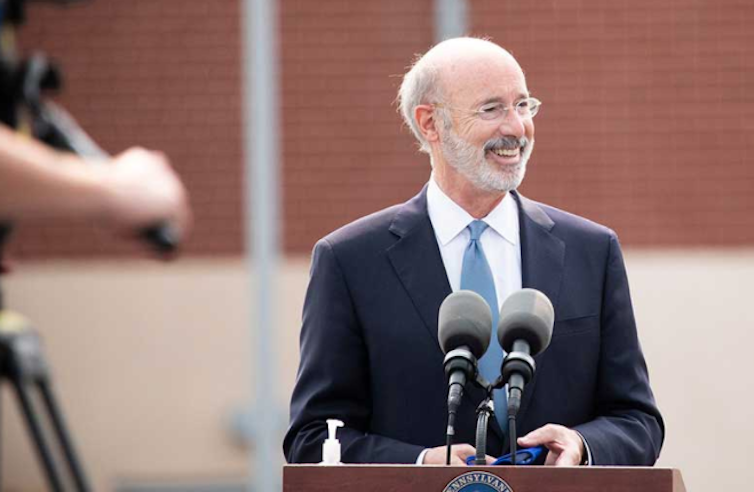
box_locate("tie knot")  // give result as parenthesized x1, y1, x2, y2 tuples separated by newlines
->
(467, 220, 489, 241)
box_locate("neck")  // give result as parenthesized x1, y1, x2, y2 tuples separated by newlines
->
(432, 162, 505, 219)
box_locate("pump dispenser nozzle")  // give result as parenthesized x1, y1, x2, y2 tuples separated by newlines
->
(321, 419, 344, 465)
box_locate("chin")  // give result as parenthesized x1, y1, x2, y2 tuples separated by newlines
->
(473, 159, 528, 193)
(490, 141, 533, 192)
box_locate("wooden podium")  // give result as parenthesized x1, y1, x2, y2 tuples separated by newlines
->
(284, 465, 686, 492)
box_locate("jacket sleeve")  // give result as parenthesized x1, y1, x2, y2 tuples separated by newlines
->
(573, 232, 665, 465)
(283, 238, 425, 464)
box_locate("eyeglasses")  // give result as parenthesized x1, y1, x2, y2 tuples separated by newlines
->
(435, 97, 542, 121)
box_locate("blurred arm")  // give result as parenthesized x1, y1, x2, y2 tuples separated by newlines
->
(0, 124, 191, 235)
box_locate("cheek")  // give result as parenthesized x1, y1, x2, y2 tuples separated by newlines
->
(465, 126, 495, 147)
(455, 118, 478, 138)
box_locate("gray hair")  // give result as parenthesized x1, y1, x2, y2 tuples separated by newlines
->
(397, 54, 445, 154)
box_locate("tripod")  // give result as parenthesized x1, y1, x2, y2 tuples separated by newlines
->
(0, 310, 91, 492)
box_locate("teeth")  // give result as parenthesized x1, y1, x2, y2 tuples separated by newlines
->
(492, 148, 519, 157)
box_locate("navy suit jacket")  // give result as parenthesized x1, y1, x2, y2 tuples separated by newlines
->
(284, 187, 664, 465)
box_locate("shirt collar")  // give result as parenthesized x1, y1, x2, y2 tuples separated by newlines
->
(427, 175, 519, 246)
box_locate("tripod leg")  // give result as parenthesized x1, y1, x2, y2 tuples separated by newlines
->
(39, 380, 91, 492)
(12, 379, 64, 492)
(0, 385, 3, 491)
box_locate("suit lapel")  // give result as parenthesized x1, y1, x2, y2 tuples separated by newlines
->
(386, 186, 452, 349)
(387, 187, 493, 438)
(513, 191, 565, 423)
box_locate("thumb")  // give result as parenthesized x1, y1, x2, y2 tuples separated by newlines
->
(518, 429, 543, 447)
(518, 424, 558, 447)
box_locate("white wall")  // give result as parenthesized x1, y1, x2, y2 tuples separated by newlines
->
(0, 258, 308, 491)
(627, 249, 754, 490)
(1, 251, 752, 491)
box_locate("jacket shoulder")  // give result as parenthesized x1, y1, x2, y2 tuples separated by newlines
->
(526, 197, 618, 241)
(315, 203, 404, 254)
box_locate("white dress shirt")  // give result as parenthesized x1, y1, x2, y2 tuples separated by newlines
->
(426, 176, 522, 305)
(415, 177, 521, 465)
(416, 176, 593, 466)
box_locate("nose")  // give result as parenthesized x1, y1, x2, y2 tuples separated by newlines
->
(497, 107, 526, 139)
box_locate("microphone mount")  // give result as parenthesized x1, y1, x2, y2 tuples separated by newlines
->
(472, 395, 495, 465)
(501, 340, 536, 415)
(442, 348, 496, 466)
(499, 340, 537, 465)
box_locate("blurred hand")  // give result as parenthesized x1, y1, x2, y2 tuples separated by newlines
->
(102, 147, 191, 238)
(422, 444, 494, 465)
(517, 424, 585, 466)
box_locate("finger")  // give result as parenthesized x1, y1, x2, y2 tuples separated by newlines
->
(424, 446, 444, 465)
(451, 451, 473, 465)
(544, 450, 557, 466)
(451, 454, 467, 465)
(553, 449, 580, 467)
(456, 444, 476, 454)
(552, 440, 582, 467)
(519, 424, 559, 446)
(450, 444, 475, 456)
(452, 445, 476, 465)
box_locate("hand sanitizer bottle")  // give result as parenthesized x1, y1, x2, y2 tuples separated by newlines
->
(320, 419, 344, 465)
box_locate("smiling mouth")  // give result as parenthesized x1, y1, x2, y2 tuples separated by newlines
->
(490, 147, 520, 157)
(484, 136, 529, 162)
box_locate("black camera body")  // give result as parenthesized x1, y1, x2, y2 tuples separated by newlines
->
(2, 0, 85, 25)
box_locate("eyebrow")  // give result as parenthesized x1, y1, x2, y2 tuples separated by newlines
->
(473, 93, 530, 107)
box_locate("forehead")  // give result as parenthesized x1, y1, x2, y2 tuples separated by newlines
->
(441, 53, 528, 107)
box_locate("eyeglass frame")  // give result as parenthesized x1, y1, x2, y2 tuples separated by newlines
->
(433, 96, 542, 121)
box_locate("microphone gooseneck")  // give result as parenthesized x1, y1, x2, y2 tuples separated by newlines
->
(473, 397, 494, 465)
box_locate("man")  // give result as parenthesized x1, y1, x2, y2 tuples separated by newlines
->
(284, 37, 663, 466)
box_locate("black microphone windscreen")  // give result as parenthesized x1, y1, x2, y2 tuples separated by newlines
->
(438, 290, 492, 359)
(497, 288, 554, 355)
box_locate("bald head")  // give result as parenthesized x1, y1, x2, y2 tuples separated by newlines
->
(398, 37, 526, 152)
(423, 38, 520, 81)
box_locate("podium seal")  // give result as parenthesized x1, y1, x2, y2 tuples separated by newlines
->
(443, 471, 512, 492)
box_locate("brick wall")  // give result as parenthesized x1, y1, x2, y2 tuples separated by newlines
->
(12, 0, 245, 258)
(473, 0, 754, 246)
(8, 0, 754, 259)
(281, 0, 434, 251)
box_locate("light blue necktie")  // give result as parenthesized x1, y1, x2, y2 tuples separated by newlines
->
(460, 220, 507, 433)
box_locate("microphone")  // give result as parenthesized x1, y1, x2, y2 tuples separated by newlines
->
(497, 288, 554, 464)
(438, 290, 491, 463)
(498, 288, 554, 415)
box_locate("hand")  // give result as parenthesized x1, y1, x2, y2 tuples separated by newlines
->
(102, 147, 191, 237)
(0, 127, 191, 233)
(517, 424, 585, 466)
(422, 444, 495, 465)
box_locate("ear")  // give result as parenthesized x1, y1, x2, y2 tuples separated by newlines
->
(415, 104, 441, 144)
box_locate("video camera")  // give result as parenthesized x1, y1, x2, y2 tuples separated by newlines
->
(1, 0, 106, 153)
(0, 0, 178, 253)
